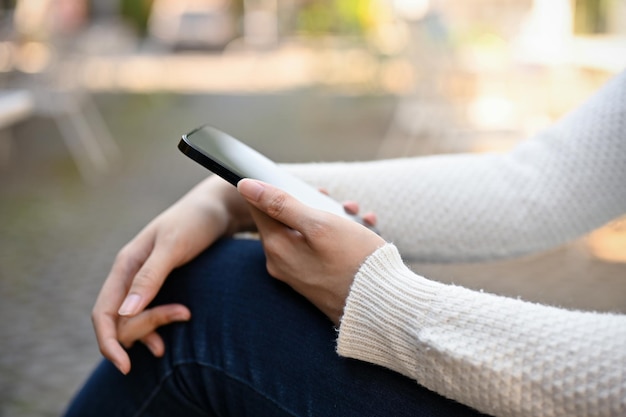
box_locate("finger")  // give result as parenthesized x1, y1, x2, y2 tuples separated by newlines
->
(118, 244, 178, 317)
(140, 332, 165, 357)
(92, 238, 155, 374)
(246, 203, 301, 251)
(342, 200, 359, 215)
(118, 304, 191, 347)
(363, 212, 377, 226)
(318, 187, 329, 196)
(93, 312, 132, 374)
(238, 179, 317, 232)
(95, 240, 152, 322)
(247, 204, 284, 233)
(245, 204, 304, 283)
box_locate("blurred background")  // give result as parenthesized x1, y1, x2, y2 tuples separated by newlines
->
(0, 0, 625, 415)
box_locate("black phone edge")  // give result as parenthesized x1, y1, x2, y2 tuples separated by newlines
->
(178, 136, 243, 187)
(178, 128, 381, 235)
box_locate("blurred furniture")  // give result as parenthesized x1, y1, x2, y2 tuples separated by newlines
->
(0, 0, 120, 182)
(0, 89, 34, 165)
(33, 75, 121, 183)
(0, 89, 34, 128)
(0, 54, 120, 182)
(0, 75, 120, 183)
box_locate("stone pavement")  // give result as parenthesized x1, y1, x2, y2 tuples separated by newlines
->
(0, 91, 395, 416)
(0, 91, 624, 417)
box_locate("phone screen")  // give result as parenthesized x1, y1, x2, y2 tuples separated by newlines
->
(179, 125, 373, 228)
(180, 125, 291, 186)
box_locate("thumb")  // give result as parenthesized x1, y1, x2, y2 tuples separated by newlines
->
(237, 179, 312, 231)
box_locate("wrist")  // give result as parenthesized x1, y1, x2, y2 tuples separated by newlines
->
(195, 176, 254, 236)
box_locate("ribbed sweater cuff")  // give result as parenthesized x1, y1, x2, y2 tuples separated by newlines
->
(337, 243, 444, 378)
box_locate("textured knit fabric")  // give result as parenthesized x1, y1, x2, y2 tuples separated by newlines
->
(340, 244, 625, 417)
(286, 71, 626, 416)
(286, 71, 626, 263)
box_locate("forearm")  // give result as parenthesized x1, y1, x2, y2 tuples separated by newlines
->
(286, 71, 626, 262)
(338, 244, 626, 417)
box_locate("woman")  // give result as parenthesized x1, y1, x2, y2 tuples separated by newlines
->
(64, 71, 626, 417)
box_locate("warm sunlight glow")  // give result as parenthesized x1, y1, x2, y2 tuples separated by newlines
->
(513, 0, 573, 65)
(587, 219, 626, 264)
(15, 42, 52, 74)
(468, 95, 516, 130)
(392, 0, 430, 21)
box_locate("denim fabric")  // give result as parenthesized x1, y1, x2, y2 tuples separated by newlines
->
(63, 238, 487, 417)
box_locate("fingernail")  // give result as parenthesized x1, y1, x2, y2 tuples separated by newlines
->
(116, 363, 129, 375)
(118, 293, 141, 316)
(113, 359, 129, 375)
(145, 340, 160, 356)
(238, 179, 265, 201)
(172, 311, 191, 321)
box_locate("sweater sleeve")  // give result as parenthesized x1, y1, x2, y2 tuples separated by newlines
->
(337, 244, 626, 417)
(285, 70, 626, 263)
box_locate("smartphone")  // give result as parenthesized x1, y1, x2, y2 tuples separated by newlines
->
(178, 125, 374, 230)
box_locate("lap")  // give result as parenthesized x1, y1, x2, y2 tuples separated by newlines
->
(64, 238, 485, 417)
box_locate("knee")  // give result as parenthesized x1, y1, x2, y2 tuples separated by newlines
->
(155, 238, 269, 309)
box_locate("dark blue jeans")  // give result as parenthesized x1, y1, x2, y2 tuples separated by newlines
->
(64, 238, 486, 417)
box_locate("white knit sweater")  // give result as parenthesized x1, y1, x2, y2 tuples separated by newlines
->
(286, 71, 626, 416)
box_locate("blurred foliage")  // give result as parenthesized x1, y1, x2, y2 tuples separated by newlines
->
(296, 0, 377, 37)
(0, 0, 16, 11)
(574, 0, 612, 34)
(119, 0, 154, 35)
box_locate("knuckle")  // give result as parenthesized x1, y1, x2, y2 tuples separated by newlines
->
(262, 234, 289, 262)
(114, 246, 129, 263)
(304, 217, 330, 240)
(265, 260, 282, 280)
(115, 244, 136, 264)
(133, 266, 160, 289)
(91, 308, 107, 328)
(149, 311, 167, 328)
(97, 338, 118, 359)
(262, 234, 281, 256)
(265, 193, 287, 218)
(115, 245, 143, 272)
(98, 345, 109, 357)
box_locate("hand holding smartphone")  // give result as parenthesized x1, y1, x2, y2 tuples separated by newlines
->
(178, 125, 375, 230)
